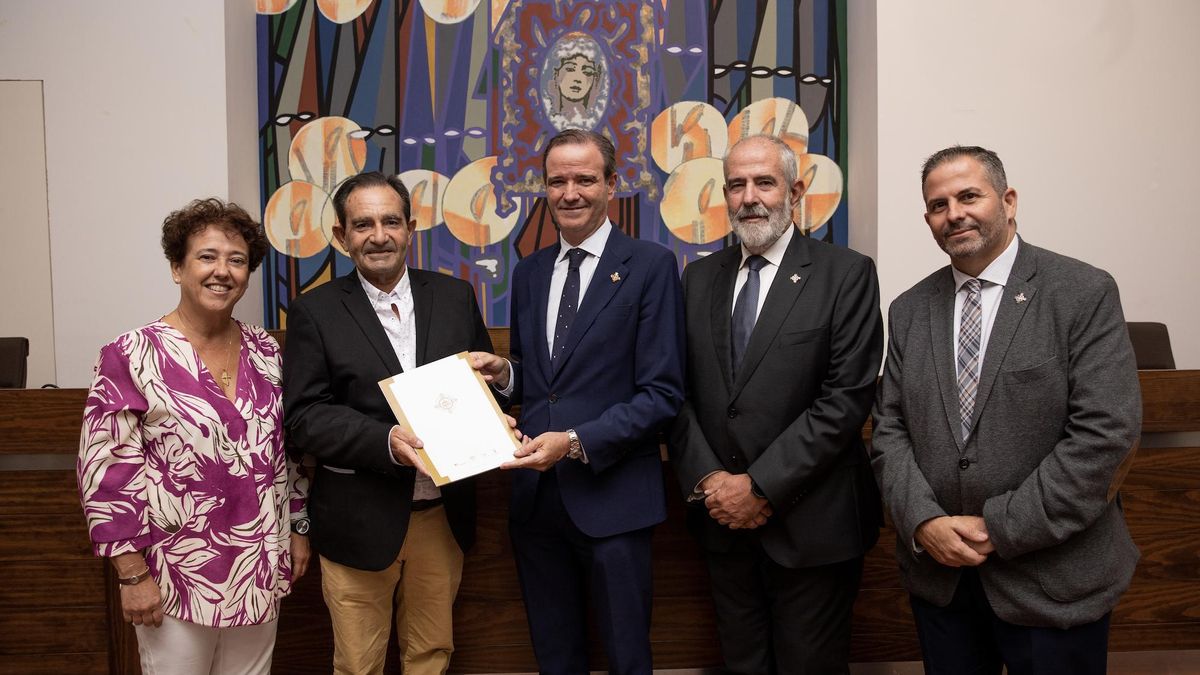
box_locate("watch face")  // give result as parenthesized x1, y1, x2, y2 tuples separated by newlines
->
(292, 518, 310, 535)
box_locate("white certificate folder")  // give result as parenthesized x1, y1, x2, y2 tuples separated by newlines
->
(378, 352, 518, 486)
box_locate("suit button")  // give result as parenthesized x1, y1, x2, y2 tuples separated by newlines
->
(727, 407, 738, 418)
(959, 458, 970, 470)
(548, 394, 558, 404)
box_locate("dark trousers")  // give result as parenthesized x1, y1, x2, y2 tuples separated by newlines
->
(510, 470, 654, 675)
(704, 537, 863, 675)
(910, 568, 1111, 675)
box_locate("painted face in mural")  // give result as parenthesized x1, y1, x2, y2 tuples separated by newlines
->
(922, 156, 1017, 275)
(723, 138, 803, 255)
(333, 184, 415, 292)
(556, 54, 597, 106)
(545, 140, 616, 247)
(172, 226, 251, 318)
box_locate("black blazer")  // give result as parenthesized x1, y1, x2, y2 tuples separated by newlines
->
(283, 269, 493, 571)
(669, 231, 884, 568)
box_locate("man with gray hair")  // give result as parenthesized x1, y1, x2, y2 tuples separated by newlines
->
(871, 145, 1141, 673)
(669, 134, 884, 673)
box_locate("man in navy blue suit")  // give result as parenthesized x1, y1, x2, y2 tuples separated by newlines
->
(475, 129, 685, 673)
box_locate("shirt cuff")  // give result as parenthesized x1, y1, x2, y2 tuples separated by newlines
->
(687, 470, 723, 503)
(387, 425, 402, 465)
(493, 359, 515, 397)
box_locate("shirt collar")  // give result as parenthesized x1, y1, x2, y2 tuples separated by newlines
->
(357, 268, 411, 307)
(557, 220, 612, 263)
(739, 223, 795, 269)
(952, 234, 1020, 292)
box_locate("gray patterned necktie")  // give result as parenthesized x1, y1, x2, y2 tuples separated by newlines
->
(957, 278, 983, 440)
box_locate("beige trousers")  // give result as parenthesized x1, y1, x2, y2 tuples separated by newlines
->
(320, 505, 464, 675)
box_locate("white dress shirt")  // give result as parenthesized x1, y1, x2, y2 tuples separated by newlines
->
(545, 220, 613, 357)
(730, 224, 795, 320)
(951, 236, 1020, 368)
(358, 270, 441, 501)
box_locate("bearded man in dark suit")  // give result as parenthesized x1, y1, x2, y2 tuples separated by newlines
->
(669, 134, 884, 674)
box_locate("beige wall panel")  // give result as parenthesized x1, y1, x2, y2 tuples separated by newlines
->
(0, 81, 56, 387)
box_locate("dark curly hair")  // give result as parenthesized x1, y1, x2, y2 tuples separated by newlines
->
(161, 198, 270, 272)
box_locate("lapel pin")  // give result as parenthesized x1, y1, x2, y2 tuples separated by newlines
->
(1014, 292, 1027, 304)
(790, 274, 801, 284)
(611, 272, 621, 283)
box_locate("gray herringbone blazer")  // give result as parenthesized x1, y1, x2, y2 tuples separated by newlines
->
(871, 239, 1141, 629)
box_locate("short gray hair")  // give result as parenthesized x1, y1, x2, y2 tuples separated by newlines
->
(724, 134, 799, 190)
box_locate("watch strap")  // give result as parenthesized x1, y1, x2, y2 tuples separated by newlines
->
(117, 567, 152, 586)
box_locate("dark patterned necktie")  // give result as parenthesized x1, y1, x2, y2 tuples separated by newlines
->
(552, 248, 588, 362)
(731, 255, 768, 375)
(957, 278, 983, 440)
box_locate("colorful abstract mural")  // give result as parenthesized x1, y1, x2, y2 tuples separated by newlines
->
(257, 0, 848, 328)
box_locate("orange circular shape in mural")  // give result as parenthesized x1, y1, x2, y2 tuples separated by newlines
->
(418, 0, 483, 24)
(265, 181, 335, 259)
(287, 117, 368, 195)
(316, 0, 373, 24)
(650, 101, 727, 174)
(794, 154, 844, 234)
(316, 182, 347, 256)
(443, 157, 519, 247)
(727, 97, 810, 158)
(660, 158, 731, 245)
(257, 0, 299, 14)
(398, 169, 449, 232)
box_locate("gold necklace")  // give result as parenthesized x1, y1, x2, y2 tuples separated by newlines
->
(219, 322, 238, 391)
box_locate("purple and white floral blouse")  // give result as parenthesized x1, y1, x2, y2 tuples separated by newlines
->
(78, 320, 307, 628)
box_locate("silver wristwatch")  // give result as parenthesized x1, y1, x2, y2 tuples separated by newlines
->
(566, 428, 583, 460)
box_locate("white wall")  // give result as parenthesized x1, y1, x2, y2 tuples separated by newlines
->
(2, 1, 1196, 382)
(0, 1, 261, 388)
(0, 81, 56, 387)
(853, 0, 1200, 367)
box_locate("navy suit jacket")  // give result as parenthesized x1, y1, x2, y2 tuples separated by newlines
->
(508, 227, 686, 538)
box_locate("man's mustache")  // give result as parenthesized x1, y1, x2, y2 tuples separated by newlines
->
(733, 205, 770, 221)
(941, 221, 979, 238)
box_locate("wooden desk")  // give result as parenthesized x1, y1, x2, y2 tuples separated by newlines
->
(1, 344, 1197, 673)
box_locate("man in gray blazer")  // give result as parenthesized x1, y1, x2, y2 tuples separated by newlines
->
(870, 145, 1141, 674)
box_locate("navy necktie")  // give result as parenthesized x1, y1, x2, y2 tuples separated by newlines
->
(731, 255, 768, 374)
(552, 248, 588, 362)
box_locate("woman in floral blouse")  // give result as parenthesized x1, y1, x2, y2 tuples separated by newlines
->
(77, 198, 308, 674)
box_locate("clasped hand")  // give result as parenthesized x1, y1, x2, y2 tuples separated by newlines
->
(914, 515, 995, 567)
(703, 471, 772, 529)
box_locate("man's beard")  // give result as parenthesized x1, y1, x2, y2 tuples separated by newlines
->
(730, 202, 792, 253)
(939, 214, 1005, 260)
